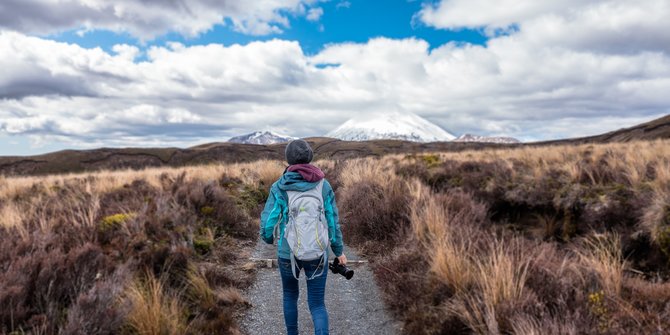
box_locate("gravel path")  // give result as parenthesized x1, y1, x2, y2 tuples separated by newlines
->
(239, 240, 403, 335)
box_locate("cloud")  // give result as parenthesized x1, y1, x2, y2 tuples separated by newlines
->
(0, 0, 323, 40)
(336, 1, 351, 10)
(418, 0, 670, 53)
(307, 7, 324, 22)
(2, 0, 670, 151)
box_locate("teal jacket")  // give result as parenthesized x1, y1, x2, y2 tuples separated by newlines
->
(260, 171, 343, 260)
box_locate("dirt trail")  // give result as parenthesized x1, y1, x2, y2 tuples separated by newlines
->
(239, 240, 403, 335)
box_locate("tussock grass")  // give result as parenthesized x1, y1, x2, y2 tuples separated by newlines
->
(475, 239, 530, 308)
(124, 273, 189, 335)
(0, 202, 26, 239)
(510, 315, 577, 335)
(578, 234, 626, 296)
(409, 181, 478, 292)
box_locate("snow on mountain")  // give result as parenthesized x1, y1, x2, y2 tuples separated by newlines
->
(453, 134, 521, 144)
(327, 112, 455, 142)
(228, 131, 296, 145)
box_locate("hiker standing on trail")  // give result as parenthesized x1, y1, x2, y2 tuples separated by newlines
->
(260, 139, 346, 335)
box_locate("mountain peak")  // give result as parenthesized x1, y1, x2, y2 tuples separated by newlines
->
(228, 131, 296, 145)
(327, 111, 455, 142)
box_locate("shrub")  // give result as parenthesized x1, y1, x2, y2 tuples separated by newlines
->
(339, 178, 411, 250)
(99, 213, 135, 232)
(63, 268, 130, 335)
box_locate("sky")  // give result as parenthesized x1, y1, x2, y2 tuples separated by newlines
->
(1, 0, 669, 156)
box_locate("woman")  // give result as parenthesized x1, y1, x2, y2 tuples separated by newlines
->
(260, 139, 346, 335)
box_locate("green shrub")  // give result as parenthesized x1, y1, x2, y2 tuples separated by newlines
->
(420, 154, 440, 168)
(193, 238, 213, 255)
(658, 226, 670, 259)
(237, 185, 268, 216)
(99, 213, 135, 232)
(193, 227, 215, 255)
(200, 206, 215, 216)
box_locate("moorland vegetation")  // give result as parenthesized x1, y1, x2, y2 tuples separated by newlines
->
(336, 139, 670, 334)
(1, 139, 669, 334)
(0, 161, 284, 334)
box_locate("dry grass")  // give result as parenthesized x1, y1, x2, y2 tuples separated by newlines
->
(475, 240, 530, 308)
(186, 266, 216, 310)
(409, 181, 477, 292)
(577, 233, 626, 296)
(0, 202, 27, 239)
(510, 315, 577, 335)
(0, 159, 286, 203)
(124, 273, 189, 335)
(338, 157, 398, 189)
(640, 190, 670, 242)
(339, 139, 670, 334)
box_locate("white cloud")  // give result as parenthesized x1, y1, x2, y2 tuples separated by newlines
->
(418, 0, 670, 53)
(336, 1, 351, 10)
(0, 0, 323, 40)
(418, 0, 587, 31)
(1, 0, 670, 151)
(307, 7, 324, 22)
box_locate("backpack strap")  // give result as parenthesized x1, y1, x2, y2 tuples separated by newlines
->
(290, 253, 327, 281)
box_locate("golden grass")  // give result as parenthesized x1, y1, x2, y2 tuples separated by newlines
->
(445, 239, 531, 334)
(640, 190, 670, 242)
(186, 266, 216, 310)
(577, 233, 626, 296)
(441, 241, 531, 334)
(0, 202, 27, 239)
(394, 139, 670, 190)
(446, 294, 500, 335)
(510, 315, 577, 335)
(0, 159, 288, 239)
(0, 159, 287, 203)
(475, 239, 530, 307)
(339, 157, 398, 189)
(124, 273, 189, 335)
(409, 181, 475, 292)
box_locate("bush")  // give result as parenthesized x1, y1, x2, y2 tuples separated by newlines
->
(338, 178, 411, 251)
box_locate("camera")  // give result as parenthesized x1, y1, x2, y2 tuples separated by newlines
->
(329, 257, 354, 280)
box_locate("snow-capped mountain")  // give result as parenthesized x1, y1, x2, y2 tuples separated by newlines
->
(228, 131, 296, 145)
(327, 112, 455, 142)
(453, 134, 521, 144)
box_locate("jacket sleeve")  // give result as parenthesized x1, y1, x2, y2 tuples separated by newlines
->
(323, 180, 343, 257)
(260, 185, 283, 244)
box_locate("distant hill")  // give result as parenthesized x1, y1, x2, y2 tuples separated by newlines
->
(537, 114, 670, 145)
(228, 131, 295, 145)
(0, 138, 507, 176)
(453, 134, 521, 144)
(1, 114, 668, 177)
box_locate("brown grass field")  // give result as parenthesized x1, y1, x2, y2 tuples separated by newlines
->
(1, 140, 670, 334)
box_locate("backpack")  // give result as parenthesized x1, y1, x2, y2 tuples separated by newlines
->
(284, 180, 329, 280)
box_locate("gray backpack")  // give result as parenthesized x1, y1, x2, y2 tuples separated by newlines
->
(284, 180, 330, 280)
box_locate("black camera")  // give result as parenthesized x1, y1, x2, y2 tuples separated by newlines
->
(329, 257, 354, 280)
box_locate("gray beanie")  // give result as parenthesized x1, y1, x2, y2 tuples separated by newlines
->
(285, 139, 313, 165)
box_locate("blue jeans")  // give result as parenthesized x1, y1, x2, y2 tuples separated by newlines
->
(278, 257, 329, 335)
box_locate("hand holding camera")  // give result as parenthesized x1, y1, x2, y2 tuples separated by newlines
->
(329, 255, 354, 280)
